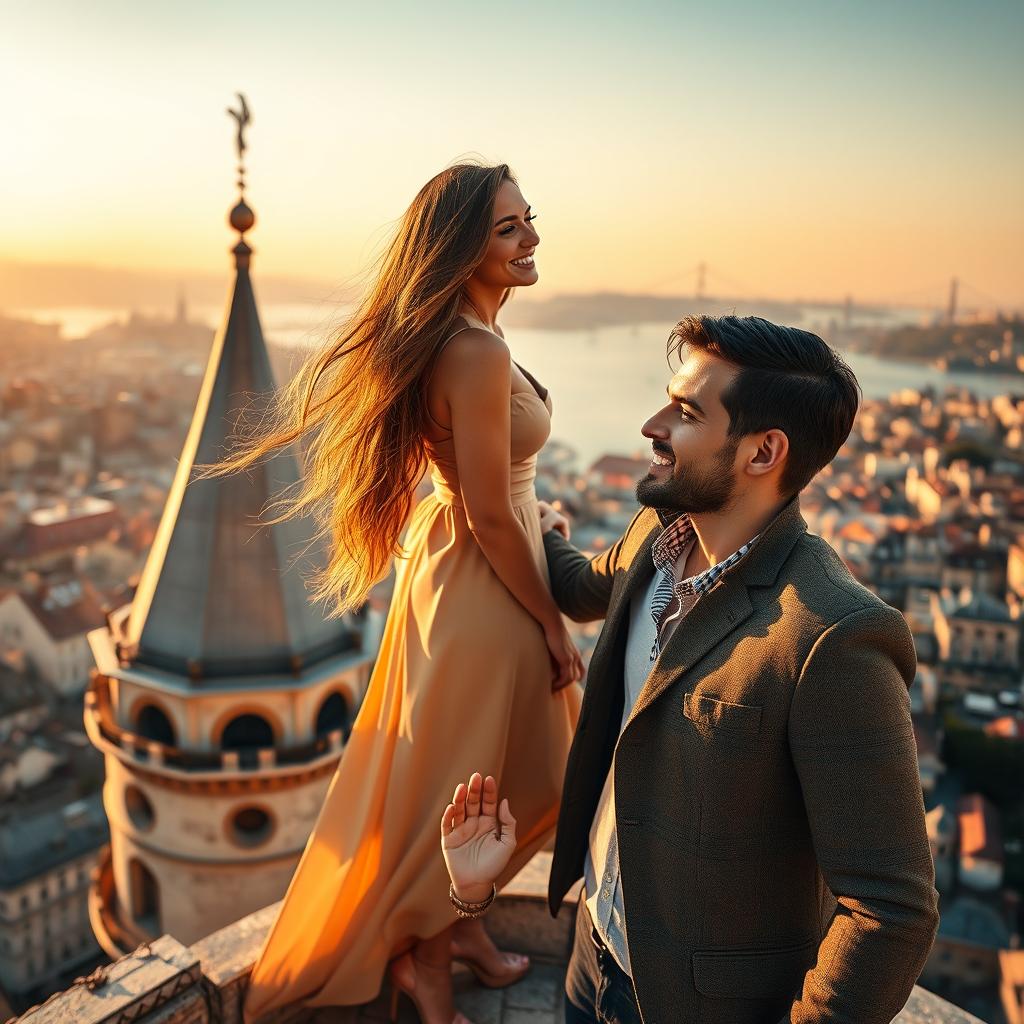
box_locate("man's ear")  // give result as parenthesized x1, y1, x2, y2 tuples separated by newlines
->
(747, 429, 789, 476)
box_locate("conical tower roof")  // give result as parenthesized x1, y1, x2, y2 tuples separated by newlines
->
(120, 113, 354, 683)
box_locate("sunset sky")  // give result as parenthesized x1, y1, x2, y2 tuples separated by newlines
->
(2, 0, 1022, 311)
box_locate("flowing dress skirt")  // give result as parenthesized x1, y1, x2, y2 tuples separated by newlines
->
(242, 487, 582, 1021)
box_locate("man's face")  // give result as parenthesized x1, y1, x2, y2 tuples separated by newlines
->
(637, 344, 742, 513)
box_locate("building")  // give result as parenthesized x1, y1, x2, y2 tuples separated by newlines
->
(998, 947, 1024, 1024)
(0, 497, 121, 574)
(1007, 541, 1024, 600)
(587, 454, 650, 494)
(922, 895, 1012, 993)
(906, 466, 962, 524)
(941, 540, 1008, 598)
(931, 589, 1021, 696)
(984, 714, 1024, 739)
(914, 718, 945, 795)
(0, 795, 108, 1009)
(0, 579, 107, 696)
(926, 802, 957, 894)
(0, 670, 67, 798)
(910, 664, 939, 715)
(956, 793, 1004, 892)
(0, 661, 47, 741)
(83, 163, 374, 956)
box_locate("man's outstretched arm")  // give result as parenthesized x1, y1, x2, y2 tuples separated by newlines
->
(781, 603, 940, 1023)
(541, 505, 646, 623)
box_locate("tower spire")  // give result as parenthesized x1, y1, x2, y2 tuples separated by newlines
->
(83, 92, 371, 961)
(115, 89, 356, 681)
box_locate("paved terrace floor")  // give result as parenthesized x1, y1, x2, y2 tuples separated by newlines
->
(14, 852, 986, 1024)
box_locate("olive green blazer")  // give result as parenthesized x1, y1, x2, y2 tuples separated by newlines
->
(544, 494, 939, 1024)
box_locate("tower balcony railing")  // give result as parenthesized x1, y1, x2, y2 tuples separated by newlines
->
(84, 674, 348, 781)
(86, 842, 152, 962)
(13, 851, 988, 1024)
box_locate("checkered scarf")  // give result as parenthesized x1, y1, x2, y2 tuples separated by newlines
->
(648, 514, 759, 659)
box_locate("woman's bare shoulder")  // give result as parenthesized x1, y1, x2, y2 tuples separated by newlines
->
(436, 327, 511, 378)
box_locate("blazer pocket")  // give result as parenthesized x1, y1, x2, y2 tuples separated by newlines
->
(683, 692, 762, 740)
(691, 936, 816, 998)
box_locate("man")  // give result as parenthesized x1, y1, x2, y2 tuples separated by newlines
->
(538, 315, 939, 1023)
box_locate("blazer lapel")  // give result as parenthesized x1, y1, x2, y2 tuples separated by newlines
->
(611, 505, 685, 625)
(567, 514, 660, 752)
(625, 494, 808, 724)
(581, 514, 659, 702)
(605, 516, 660, 638)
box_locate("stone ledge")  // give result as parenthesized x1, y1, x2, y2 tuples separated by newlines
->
(7, 851, 986, 1024)
(14, 935, 203, 1024)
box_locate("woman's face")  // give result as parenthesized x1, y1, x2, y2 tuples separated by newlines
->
(470, 179, 540, 289)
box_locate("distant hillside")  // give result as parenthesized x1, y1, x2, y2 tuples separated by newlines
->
(501, 291, 806, 330)
(0, 259, 346, 311)
(848, 317, 1023, 359)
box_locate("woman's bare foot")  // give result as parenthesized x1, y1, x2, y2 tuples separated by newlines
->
(451, 917, 530, 988)
(388, 949, 474, 1024)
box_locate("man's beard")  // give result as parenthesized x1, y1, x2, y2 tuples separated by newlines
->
(636, 435, 740, 513)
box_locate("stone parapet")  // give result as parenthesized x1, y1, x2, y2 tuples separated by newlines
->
(10, 852, 986, 1024)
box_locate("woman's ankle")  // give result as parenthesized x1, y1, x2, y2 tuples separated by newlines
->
(412, 948, 455, 974)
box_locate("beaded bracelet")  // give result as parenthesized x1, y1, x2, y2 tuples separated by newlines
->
(449, 882, 497, 918)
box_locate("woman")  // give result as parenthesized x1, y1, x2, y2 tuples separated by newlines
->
(199, 162, 584, 1024)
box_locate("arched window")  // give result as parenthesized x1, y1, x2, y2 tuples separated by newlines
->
(135, 704, 176, 746)
(315, 692, 350, 740)
(221, 714, 274, 768)
(221, 714, 274, 749)
(124, 785, 155, 831)
(128, 858, 159, 934)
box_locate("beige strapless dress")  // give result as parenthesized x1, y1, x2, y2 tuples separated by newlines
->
(242, 322, 582, 1021)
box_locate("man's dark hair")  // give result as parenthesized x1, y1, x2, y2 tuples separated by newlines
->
(668, 314, 861, 497)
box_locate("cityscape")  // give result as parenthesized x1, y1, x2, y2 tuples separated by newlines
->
(1, 254, 1023, 1020)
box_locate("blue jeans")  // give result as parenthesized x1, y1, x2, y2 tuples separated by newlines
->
(564, 889, 643, 1024)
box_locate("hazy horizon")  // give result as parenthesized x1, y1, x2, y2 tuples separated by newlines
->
(2, 255, 983, 319)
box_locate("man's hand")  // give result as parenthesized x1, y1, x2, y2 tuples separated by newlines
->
(538, 499, 571, 540)
(441, 773, 517, 902)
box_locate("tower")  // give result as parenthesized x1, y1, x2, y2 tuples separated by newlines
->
(84, 95, 374, 955)
(174, 285, 187, 326)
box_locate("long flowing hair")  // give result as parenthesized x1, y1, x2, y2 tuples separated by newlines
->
(191, 161, 516, 616)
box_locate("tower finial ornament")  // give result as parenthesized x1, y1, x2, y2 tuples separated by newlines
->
(226, 92, 255, 256)
(226, 92, 251, 188)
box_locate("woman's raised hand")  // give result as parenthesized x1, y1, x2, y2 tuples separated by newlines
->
(441, 773, 517, 901)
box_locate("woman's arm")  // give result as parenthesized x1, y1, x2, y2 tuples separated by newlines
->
(438, 329, 582, 689)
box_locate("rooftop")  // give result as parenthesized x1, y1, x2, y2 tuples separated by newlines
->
(27, 497, 116, 528)
(949, 589, 1014, 623)
(0, 792, 108, 888)
(936, 895, 1012, 949)
(17, 578, 108, 641)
